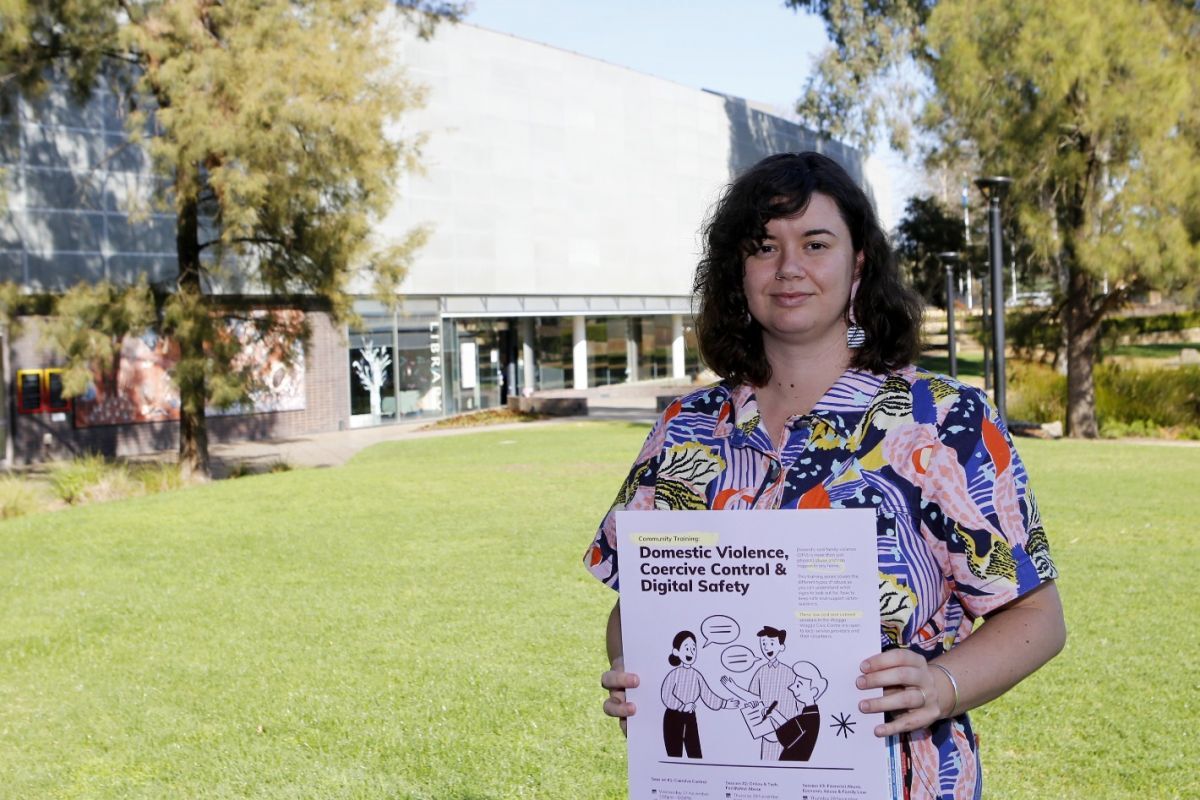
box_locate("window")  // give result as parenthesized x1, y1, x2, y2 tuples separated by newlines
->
(46, 370, 70, 412)
(17, 370, 42, 414)
(16, 368, 73, 414)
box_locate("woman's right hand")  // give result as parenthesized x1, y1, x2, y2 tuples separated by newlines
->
(601, 656, 640, 736)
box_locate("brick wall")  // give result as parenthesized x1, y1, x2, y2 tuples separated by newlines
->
(6, 311, 349, 464)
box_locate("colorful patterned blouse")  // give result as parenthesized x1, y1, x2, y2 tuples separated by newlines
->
(584, 367, 1058, 800)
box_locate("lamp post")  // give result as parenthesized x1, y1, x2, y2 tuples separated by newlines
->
(961, 184, 973, 310)
(975, 176, 1013, 422)
(937, 251, 961, 379)
(979, 258, 991, 393)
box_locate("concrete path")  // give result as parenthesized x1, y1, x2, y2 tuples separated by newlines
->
(208, 378, 697, 475)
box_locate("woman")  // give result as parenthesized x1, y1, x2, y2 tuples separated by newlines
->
(659, 630, 738, 758)
(587, 152, 1066, 799)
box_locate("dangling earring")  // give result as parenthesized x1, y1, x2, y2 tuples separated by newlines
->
(846, 321, 866, 349)
(743, 309, 754, 326)
(846, 273, 865, 348)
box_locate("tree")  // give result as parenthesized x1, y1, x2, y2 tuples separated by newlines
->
(1, 0, 463, 478)
(789, 0, 934, 154)
(788, 0, 1200, 437)
(893, 195, 964, 307)
(0, 1, 119, 102)
(39, 279, 157, 401)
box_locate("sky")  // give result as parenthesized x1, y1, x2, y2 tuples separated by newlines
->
(465, 0, 917, 228)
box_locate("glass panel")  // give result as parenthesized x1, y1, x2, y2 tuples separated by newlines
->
(608, 316, 628, 384)
(394, 323, 443, 417)
(639, 316, 673, 381)
(47, 371, 69, 411)
(18, 371, 42, 412)
(534, 317, 571, 390)
(685, 321, 703, 376)
(588, 316, 628, 388)
(348, 345, 395, 418)
(450, 319, 510, 411)
(349, 316, 395, 425)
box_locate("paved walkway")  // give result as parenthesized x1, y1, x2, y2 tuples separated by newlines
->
(208, 378, 697, 475)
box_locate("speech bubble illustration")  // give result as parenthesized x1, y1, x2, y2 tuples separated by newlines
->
(720, 645, 761, 673)
(700, 614, 740, 648)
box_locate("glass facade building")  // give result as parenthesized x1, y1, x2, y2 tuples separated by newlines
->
(0, 22, 865, 460)
(348, 302, 703, 423)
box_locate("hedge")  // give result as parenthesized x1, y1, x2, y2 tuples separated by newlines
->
(1006, 361, 1200, 438)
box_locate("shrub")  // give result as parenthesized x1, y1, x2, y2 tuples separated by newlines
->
(1002, 362, 1200, 435)
(0, 476, 44, 519)
(48, 454, 111, 505)
(226, 459, 292, 478)
(1101, 310, 1200, 345)
(1099, 419, 1160, 439)
(79, 466, 139, 504)
(133, 462, 184, 494)
(1007, 362, 1066, 423)
(1, 458, 187, 519)
(1095, 364, 1200, 428)
(227, 461, 256, 479)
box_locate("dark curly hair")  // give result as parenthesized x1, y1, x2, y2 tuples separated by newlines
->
(693, 152, 922, 385)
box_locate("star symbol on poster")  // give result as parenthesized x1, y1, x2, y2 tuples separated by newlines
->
(830, 712, 856, 738)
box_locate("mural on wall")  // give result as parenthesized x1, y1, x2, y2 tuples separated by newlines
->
(212, 311, 307, 417)
(73, 331, 182, 427)
(73, 310, 306, 428)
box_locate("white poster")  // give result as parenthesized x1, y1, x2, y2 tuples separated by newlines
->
(459, 341, 478, 390)
(616, 510, 901, 800)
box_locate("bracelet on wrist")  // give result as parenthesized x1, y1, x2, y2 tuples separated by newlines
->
(930, 662, 961, 718)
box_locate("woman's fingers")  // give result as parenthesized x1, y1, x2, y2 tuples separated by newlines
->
(857, 651, 944, 736)
(601, 669, 640, 693)
(859, 648, 926, 677)
(856, 664, 926, 694)
(601, 669, 640, 730)
(857, 685, 928, 715)
(603, 693, 637, 718)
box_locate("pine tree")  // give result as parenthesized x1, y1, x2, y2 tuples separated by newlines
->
(1, 0, 462, 477)
(789, 0, 1200, 436)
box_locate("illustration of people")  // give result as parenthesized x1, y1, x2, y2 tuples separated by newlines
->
(759, 660, 828, 761)
(660, 630, 740, 758)
(720, 625, 798, 759)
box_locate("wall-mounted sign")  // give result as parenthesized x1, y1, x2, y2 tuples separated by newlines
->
(460, 341, 478, 390)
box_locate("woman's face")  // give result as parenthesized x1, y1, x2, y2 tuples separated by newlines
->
(675, 637, 697, 665)
(742, 192, 861, 358)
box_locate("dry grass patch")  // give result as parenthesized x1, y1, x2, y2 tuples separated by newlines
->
(420, 407, 547, 430)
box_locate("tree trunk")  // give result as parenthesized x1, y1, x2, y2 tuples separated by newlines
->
(174, 190, 211, 481)
(1064, 264, 1100, 438)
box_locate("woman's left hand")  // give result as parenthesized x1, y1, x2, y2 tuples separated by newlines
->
(856, 649, 950, 737)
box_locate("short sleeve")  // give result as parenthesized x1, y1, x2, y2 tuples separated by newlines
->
(581, 404, 671, 590)
(920, 386, 1058, 618)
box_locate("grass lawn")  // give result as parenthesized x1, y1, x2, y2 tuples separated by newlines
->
(918, 314, 987, 386)
(1105, 342, 1197, 360)
(1, 423, 1197, 799)
(916, 349, 986, 384)
(1103, 341, 1200, 371)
